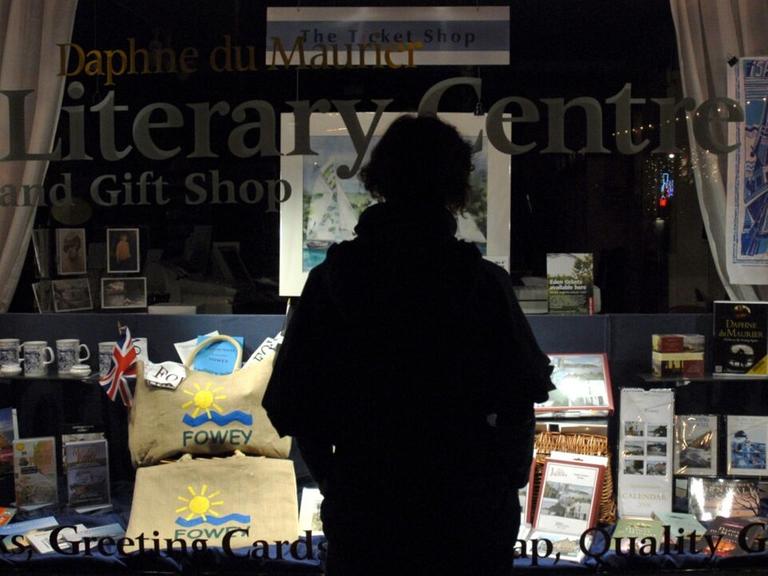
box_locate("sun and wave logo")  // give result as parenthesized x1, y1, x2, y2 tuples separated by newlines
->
(181, 382, 253, 427)
(174, 484, 251, 527)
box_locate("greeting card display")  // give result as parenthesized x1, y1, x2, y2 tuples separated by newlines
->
(618, 388, 674, 518)
(535, 354, 613, 418)
(726, 415, 768, 476)
(674, 415, 718, 476)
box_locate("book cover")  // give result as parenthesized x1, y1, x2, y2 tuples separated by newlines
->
(701, 516, 768, 557)
(687, 477, 760, 521)
(612, 518, 664, 551)
(726, 415, 768, 476)
(0, 507, 16, 527)
(651, 511, 706, 537)
(546, 253, 593, 315)
(534, 460, 603, 536)
(0, 408, 16, 477)
(673, 415, 718, 476)
(13, 437, 57, 509)
(713, 301, 768, 375)
(65, 439, 110, 507)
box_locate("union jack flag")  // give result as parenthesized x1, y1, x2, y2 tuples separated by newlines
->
(100, 325, 138, 407)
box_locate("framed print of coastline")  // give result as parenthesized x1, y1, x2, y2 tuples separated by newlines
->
(535, 354, 613, 417)
(674, 415, 718, 476)
(533, 459, 603, 536)
(279, 112, 511, 296)
(726, 415, 768, 476)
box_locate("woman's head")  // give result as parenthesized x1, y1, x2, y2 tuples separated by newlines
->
(360, 115, 473, 212)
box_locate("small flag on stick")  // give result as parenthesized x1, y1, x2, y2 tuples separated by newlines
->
(99, 323, 138, 407)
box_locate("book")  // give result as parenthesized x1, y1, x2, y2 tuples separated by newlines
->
(65, 439, 110, 507)
(612, 518, 664, 552)
(0, 408, 17, 477)
(13, 437, 58, 509)
(547, 253, 593, 314)
(652, 334, 705, 353)
(651, 511, 706, 537)
(687, 477, 760, 521)
(701, 516, 768, 557)
(526, 530, 587, 563)
(713, 301, 768, 375)
(27, 523, 87, 554)
(0, 507, 16, 527)
(534, 459, 604, 536)
(652, 351, 705, 378)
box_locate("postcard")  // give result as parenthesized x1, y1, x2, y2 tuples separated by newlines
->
(726, 415, 768, 476)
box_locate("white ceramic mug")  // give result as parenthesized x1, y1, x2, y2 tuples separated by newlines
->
(99, 341, 116, 377)
(21, 341, 55, 376)
(0, 338, 21, 367)
(56, 339, 90, 373)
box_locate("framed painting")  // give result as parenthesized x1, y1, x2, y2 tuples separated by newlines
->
(279, 112, 511, 296)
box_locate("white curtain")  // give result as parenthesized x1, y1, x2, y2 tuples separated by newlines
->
(670, 0, 768, 301)
(0, 0, 78, 312)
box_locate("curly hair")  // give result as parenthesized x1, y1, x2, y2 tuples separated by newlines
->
(359, 115, 473, 212)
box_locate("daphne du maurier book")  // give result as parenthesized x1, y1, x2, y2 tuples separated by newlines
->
(713, 301, 767, 375)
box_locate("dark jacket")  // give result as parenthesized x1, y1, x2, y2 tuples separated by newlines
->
(263, 202, 553, 573)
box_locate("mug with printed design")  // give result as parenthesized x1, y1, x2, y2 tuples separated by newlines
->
(21, 341, 55, 376)
(56, 339, 90, 373)
(0, 339, 21, 367)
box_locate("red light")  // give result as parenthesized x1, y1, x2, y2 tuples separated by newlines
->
(659, 197, 668, 207)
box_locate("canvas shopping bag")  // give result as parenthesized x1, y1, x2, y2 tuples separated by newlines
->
(125, 453, 298, 549)
(129, 335, 291, 467)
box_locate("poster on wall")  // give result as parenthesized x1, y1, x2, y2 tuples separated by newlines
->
(618, 388, 674, 519)
(279, 113, 511, 296)
(726, 57, 768, 285)
(266, 6, 510, 67)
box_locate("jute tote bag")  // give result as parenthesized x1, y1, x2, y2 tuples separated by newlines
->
(125, 453, 298, 549)
(129, 335, 291, 467)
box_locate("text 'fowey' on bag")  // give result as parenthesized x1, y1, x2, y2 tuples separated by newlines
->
(125, 453, 299, 550)
(129, 335, 291, 467)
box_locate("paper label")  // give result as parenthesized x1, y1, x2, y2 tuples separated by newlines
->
(194, 336, 244, 375)
(244, 333, 283, 367)
(144, 361, 187, 390)
(174, 331, 219, 364)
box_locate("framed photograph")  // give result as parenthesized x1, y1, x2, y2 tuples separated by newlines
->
(535, 354, 614, 417)
(32, 281, 53, 313)
(52, 278, 93, 312)
(674, 415, 718, 476)
(687, 477, 760, 521)
(279, 112, 512, 296)
(533, 459, 603, 535)
(107, 228, 140, 273)
(726, 415, 768, 476)
(101, 277, 147, 309)
(55, 228, 86, 276)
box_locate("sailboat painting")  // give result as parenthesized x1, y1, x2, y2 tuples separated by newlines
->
(302, 136, 378, 270)
(280, 113, 510, 296)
